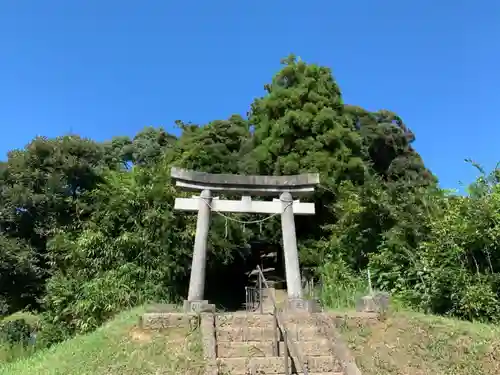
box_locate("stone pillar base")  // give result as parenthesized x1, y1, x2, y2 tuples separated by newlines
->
(356, 295, 377, 313)
(287, 298, 322, 312)
(183, 300, 215, 313)
(356, 292, 390, 313)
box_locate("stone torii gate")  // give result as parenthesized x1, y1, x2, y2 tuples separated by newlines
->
(171, 167, 319, 312)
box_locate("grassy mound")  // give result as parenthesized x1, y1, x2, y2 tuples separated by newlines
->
(339, 310, 500, 375)
(2, 305, 499, 375)
(0, 307, 204, 375)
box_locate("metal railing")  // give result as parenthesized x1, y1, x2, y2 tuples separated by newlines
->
(253, 265, 309, 375)
(244, 285, 261, 313)
(245, 277, 321, 313)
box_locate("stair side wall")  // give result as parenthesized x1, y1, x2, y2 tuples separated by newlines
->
(200, 313, 218, 375)
(312, 313, 363, 375)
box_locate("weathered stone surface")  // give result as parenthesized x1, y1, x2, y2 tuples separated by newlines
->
(356, 295, 377, 312)
(171, 167, 319, 188)
(171, 167, 319, 196)
(285, 298, 323, 313)
(140, 312, 198, 331)
(217, 340, 335, 358)
(200, 313, 216, 360)
(373, 291, 391, 311)
(217, 355, 341, 374)
(305, 356, 343, 373)
(210, 311, 365, 375)
(174, 196, 316, 215)
(216, 326, 275, 342)
(186, 188, 212, 301)
(199, 313, 217, 375)
(356, 291, 390, 313)
(296, 339, 335, 356)
(281, 191, 303, 301)
(216, 312, 276, 328)
(183, 299, 215, 313)
(305, 298, 323, 312)
(217, 341, 274, 358)
(312, 313, 363, 375)
(217, 356, 291, 375)
(216, 325, 317, 342)
(287, 297, 307, 311)
(251, 287, 299, 313)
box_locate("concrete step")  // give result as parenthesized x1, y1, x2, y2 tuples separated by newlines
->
(217, 340, 335, 357)
(215, 312, 321, 328)
(246, 374, 342, 375)
(216, 356, 342, 374)
(216, 313, 276, 328)
(261, 288, 289, 312)
(274, 289, 288, 306)
(216, 325, 317, 342)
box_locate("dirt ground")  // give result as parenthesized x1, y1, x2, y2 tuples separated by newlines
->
(338, 311, 500, 375)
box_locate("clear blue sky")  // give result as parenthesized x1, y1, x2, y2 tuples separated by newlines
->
(1, 1, 498, 190)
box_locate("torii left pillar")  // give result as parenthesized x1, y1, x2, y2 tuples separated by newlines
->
(183, 189, 213, 313)
(280, 192, 303, 304)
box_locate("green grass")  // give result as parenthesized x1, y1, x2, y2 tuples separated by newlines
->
(317, 273, 500, 374)
(1, 312, 40, 327)
(318, 280, 367, 311)
(0, 343, 37, 365)
(2, 296, 498, 375)
(0, 307, 204, 375)
(338, 308, 500, 375)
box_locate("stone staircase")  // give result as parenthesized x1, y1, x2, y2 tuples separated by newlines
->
(258, 288, 289, 313)
(141, 308, 364, 375)
(213, 312, 346, 375)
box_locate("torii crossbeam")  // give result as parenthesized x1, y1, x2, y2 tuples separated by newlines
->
(170, 167, 320, 312)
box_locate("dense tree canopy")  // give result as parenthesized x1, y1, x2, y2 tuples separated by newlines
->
(1, 56, 499, 342)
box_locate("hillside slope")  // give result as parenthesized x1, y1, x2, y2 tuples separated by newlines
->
(339, 310, 500, 375)
(0, 308, 204, 375)
(1, 307, 499, 375)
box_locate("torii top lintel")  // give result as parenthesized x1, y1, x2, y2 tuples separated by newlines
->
(170, 167, 320, 197)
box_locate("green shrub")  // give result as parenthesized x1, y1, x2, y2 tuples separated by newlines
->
(319, 260, 367, 310)
(0, 319, 32, 347)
